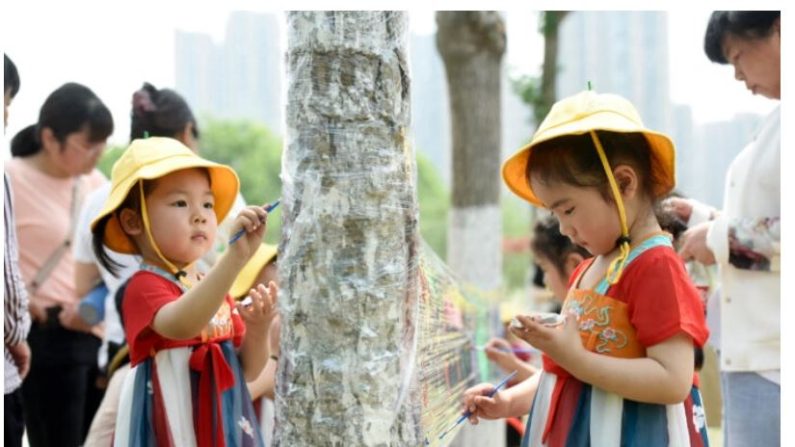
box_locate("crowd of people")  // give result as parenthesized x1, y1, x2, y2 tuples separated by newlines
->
(3, 9, 780, 447)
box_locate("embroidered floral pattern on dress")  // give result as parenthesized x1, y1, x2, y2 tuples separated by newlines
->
(239, 416, 254, 437)
(564, 292, 630, 354)
(692, 403, 706, 431)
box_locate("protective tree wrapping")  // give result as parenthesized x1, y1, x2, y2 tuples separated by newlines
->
(276, 11, 421, 446)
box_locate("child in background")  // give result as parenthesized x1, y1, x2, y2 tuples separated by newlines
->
(230, 243, 280, 445)
(90, 137, 276, 446)
(485, 215, 589, 382)
(464, 91, 710, 446)
(485, 216, 589, 447)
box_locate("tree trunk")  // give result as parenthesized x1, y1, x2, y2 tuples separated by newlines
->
(276, 11, 420, 446)
(536, 11, 569, 125)
(436, 11, 506, 447)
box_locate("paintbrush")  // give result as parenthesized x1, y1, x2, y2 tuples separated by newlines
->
(228, 199, 280, 244)
(437, 370, 518, 441)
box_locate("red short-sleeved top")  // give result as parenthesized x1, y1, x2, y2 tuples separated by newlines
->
(565, 245, 709, 349)
(123, 270, 246, 366)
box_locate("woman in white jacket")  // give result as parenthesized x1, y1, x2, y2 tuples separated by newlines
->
(671, 11, 780, 446)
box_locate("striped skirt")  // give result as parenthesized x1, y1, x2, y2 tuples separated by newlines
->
(521, 372, 709, 447)
(114, 342, 265, 447)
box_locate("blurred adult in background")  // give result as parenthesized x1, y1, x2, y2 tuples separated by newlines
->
(6, 82, 113, 447)
(4, 52, 32, 447)
(670, 11, 780, 446)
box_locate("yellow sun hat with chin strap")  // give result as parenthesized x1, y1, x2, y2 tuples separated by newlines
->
(502, 90, 677, 285)
(230, 243, 278, 300)
(91, 137, 240, 255)
(501, 90, 676, 207)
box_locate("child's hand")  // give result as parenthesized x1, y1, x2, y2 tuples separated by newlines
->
(237, 281, 278, 331)
(229, 204, 270, 258)
(484, 337, 524, 374)
(510, 312, 583, 369)
(462, 382, 511, 424)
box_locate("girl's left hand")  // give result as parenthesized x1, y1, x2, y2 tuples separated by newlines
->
(237, 281, 278, 330)
(510, 312, 584, 368)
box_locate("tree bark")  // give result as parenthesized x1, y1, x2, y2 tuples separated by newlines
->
(276, 11, 420, 446)
(436, 11, 506, 446)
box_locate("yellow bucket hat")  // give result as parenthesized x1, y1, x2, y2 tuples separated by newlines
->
(502, 90, 676, 285)
(91, 137, 240, 254)
(230, 243, 278, 299)
(501, 90, 676, 207)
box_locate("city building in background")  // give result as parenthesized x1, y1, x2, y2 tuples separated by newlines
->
(556, 11, 763, 208)
(176, 11, 284, 135)
(173, 10, 763, 208)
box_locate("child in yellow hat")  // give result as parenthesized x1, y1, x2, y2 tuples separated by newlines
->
(462, 91, 710, 446)
(90, 137, 275, 446)
(229, 243, 280, 443)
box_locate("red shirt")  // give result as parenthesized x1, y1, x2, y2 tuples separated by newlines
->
(123, 270, 245, 366)
(566, 246, 709, 349)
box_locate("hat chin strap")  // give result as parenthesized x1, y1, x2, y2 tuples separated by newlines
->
(138, 181, 194, 288)
(589, 131, 631, 285)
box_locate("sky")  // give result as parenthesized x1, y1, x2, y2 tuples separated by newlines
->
(2, 0, 792, 440)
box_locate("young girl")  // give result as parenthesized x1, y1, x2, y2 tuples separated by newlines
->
(90, 137, 276, 446)
(464, 91, 710, 446)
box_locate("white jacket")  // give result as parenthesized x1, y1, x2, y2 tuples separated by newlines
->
(700, 105, 780, 377)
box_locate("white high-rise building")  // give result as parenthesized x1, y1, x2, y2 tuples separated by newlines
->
(175, 12, 284, 135)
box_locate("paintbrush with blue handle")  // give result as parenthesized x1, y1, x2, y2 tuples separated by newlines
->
(228, 199, 280, 244)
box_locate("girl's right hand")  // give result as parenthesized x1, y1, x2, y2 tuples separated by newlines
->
(229, 204, 270, 259)
(462, 382, 510, 424)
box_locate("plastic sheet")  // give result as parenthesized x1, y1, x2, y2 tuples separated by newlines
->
(275, 11, 500, 446)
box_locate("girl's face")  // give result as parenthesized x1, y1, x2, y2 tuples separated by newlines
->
(723, 26, 780, 99)
(142, 168, 218, 266)
(45, 127, 107, 176)
(535, 255, 569, 301)
(530, 179, 621, 257)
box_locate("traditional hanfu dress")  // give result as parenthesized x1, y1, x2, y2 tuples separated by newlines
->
(114, 266, 265, 447)
(522, 234, 710, 447)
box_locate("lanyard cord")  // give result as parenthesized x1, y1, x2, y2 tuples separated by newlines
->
(589, 131, 631, 285)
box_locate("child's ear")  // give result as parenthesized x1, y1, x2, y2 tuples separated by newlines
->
(564, 252, 585, 277)
(612, 165, 639, 199)
(119, 208, 143, 236)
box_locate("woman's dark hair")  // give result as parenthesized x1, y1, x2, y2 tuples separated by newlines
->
(4, 54, 20, 98)
(531, 215, 590, 279)
(704, 11, 781, 64)
(10, 82, 113, 157)
(527, 131, 659, 204)
(130, 82, 198, 141)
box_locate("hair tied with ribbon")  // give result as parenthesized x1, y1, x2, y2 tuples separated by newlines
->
(132, 89, 156, 114)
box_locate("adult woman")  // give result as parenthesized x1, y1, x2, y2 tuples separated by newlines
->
(6, 82, 113, 447)
(674, 11, 780, 445)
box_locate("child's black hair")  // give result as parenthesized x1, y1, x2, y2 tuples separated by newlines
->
(527, 131, 662, 206)
(92, 180, 153, 277)
(531, 215, 589, 280)
(130, 82, 198, 141)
